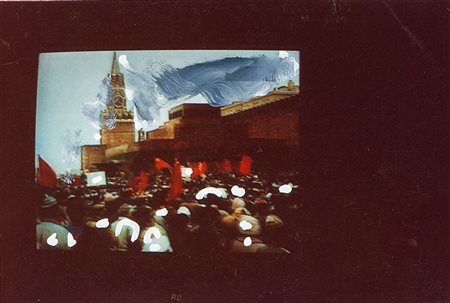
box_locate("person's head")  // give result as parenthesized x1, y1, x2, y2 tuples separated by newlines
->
(65, 196, 84, 225)
(220, 215, 238, 238)
(103, 192, 116, 203)
(231, 197, 246, 210)
(171, 213, 190, 230)
(117, 203, 134, 218)
(105, 197, 124, 219)
(196, 206, 222, 229)
(132, 205, 155, 228)
(236, 215, 262, 237)
(204, 194, 225, 209)
(85, 202, 106, 220)
(265, 214, 284, 228)
(231, 207, 251, 218)
(37, 194, 59, 221)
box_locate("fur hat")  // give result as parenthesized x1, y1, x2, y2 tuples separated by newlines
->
(41, 194, 57, 208)
(231, 197, 245, 209)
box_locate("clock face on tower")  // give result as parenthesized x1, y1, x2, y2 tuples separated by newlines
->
(112, 94, 125, 108)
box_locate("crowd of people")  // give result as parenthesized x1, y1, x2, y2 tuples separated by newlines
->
(35, 169, 301, 253)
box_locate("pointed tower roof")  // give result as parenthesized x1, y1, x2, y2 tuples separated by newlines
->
(111, 51, 121, 75)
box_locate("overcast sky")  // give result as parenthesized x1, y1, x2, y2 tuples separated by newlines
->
(36, 50, 300, 174)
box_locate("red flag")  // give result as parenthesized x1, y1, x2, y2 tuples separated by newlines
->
(38, 156, 57, 188)
(239, 154, 253, 175)
(154, 157, 173, 172)
(167, 160, 183, 203)
(191, 162, 200, 178)
(137, 170, 149, 192)
(200, 161, 208, 175)
(222, 159, 233, 173)
(191, 161, 208, 178)
(127, 175, 139, 192)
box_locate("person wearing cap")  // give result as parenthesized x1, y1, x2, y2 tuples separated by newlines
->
(110, 203, 135, 252)
(230, 215, 268, 253)
(231, 197, 245, 210)
(133, 205, 173, 253)
(36, 194, 71, 250)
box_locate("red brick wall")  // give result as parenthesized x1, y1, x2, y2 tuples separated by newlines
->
(100, 121, 135, 147)
(81, 145, 106, 171)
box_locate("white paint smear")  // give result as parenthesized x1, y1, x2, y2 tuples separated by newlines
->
(114, 218, 140, 242)
(155, 208, 168, 217)
(279, 184, 293, 194)
(47, 233, 58, 246)
(96, 218, 110, 228)
(143, 226, 162, 244)
(231, 185, 246, 197)
(67, 232, 77, 247)
(239, 220, 252, 231)
(195, 187, 226, 200)
(243, 236, 252, 247)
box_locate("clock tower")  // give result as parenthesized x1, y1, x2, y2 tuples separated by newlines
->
(99, 52, 135, 148)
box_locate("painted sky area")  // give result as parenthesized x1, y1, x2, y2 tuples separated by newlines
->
(36, 50, 300, 174)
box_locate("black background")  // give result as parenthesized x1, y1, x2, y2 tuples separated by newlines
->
(1, 1, 448, 302)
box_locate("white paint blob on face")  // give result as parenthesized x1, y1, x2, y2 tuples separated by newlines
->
(243, 236, 252, 247)
(67, 232, 77, 247)
(47, 233, 58, 246)
(279, 184, 293, 194)
(231, 185, 245, 197)
(96, 218, 109, 228)
(239, 220, 252, 231)
(155, 208, 168, 217)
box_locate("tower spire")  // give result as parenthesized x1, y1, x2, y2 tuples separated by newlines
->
(111, 51, 121, 75)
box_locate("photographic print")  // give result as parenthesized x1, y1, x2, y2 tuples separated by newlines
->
(35, 50, 301, 254)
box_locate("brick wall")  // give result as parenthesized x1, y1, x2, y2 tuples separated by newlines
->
(81, 145, 106, 171)
(100, 121, 135, 147)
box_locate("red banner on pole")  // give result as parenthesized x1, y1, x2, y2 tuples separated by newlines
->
(239, 154, 253, 175)
(38, 156, 57, 188)
(167, 160, 183, 203)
